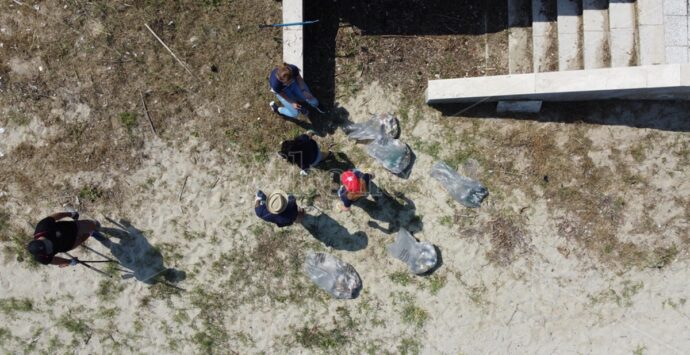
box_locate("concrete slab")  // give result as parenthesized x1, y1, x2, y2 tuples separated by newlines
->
(638, 0, 664, 25)
(557, 0, 583, 70)
(609, 1, 636, 29)
(639, 25, 667, 65)
(583, 2, 609, 69)
(664, 15, 689, 46)
(509, 27, 534, 74)
(509, 0, 533, 74)
(666, 46, 689, 63)
(282, 0, 303, 72)
(610, 28, 637, 67)
(497, 100, 543, 113)
(584, 30, 610, 68)
(532, 0, 559, 72)
(663, 0, 687, 15)
(426, 64, 690, 103)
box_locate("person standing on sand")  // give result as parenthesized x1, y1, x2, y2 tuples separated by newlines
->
(268, 62, 319, 119)
(338, 169, 375, 212)
(255, 190, 305, 227)
(279, 130, 332, 176)
(27, 211, 107, 267)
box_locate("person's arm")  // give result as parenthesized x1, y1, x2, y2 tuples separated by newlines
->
(338, 187, 352, 211)
(50, 256, 71, 268)
(48, 212, 78, 221)
(277, 91, 301, 110)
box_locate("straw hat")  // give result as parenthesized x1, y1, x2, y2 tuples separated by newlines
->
(267, 191, 289, 214)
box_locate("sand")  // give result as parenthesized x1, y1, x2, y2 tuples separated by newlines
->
(1, 81, 689, 354)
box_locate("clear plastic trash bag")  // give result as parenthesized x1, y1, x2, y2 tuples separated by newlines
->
(346, 113, 400, 142)
(304, 252, 362, 299)
(430, 161, 488, 208)
(387, 228, 438, 275)
(366, 125, 412, 174)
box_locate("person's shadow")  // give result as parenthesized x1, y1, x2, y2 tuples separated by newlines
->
(301, 213, 368, 251)
(98, 217, 186, 288)
(357, 188, 423, 234)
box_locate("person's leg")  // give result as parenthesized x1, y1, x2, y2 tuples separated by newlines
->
(72, 220, 100, 248)
(275, 93, 299, 118)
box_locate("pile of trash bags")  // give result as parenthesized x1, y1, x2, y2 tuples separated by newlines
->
(388, 229, 438, 274)
(345, 113, 412, 174)
(304, 252, 362, 299)
(430, 161, 488, 208)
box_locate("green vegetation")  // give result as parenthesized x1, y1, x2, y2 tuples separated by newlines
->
(96, 278, 125, 302)
(78, 185, 103, 202)
(398, 338, 422, 355)
(633, 345, 647, 355)
(59, 314, 92, 344)
(589, 281, 644, 307)
(0, 298, 33, 315)
(401, 303, 429, 328)
(389, 271, 413, 286)
(295, 325, 350, 350)
(118, 112, 138, 131)
(426, 274, 447, 295)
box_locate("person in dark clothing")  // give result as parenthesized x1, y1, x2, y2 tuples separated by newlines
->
(279, 130, 331, 176)
(338, 169, 375, 211)
(254, 190, 304, 227)
(27, 211, 106, 267)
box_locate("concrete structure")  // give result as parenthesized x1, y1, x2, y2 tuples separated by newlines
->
(427, 64, 690, 103)
(428, 0, 690, 104)
(282, 0, 303, 72)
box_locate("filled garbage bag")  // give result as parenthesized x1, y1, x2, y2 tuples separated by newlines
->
(304, 252, 362, 299)
(346, 113, 400, 142)
(430, 161, 488, 208)
(388, 228, 438, 274)
(366, 125, 412, 174)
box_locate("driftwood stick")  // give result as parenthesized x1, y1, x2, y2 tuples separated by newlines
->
(179, 176, 189, 201)
(139, 90, 157, 137)
(144, 23, 193, 76)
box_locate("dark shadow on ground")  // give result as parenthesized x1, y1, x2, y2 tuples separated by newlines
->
(357, 188, 423, 234)
(315, 151, 357, 175)
(301, 213, 368, 251)
(432, 100, 690, 132)
(98, 217, 186, 287)
(303, 0, 508, 128)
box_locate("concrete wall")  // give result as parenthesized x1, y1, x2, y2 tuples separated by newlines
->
(426, 64, 690, 103)
(282, 0, 304, 72)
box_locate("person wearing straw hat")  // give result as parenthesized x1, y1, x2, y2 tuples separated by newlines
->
(27, 211, 108, 267)
(338, 169, 375, 212)
(254, 190, 305, 227)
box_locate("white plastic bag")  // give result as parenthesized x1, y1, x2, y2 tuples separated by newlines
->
(366, 125, 412, 174)
(304, 252, 362, 299)
(387, 229, 437, 274)
(346, 113, 400, 142)
(430, 161, 488, 208)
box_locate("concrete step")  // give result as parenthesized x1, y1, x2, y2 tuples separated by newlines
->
(609, 0, 638, 67)
(582, 0, 610, 69)
(663, 0, 689, 64)
(508, 0, 534, 74)
(426, 64, 690, 103)
(485, 0, 510, 75)
(637, 0, 666, 65)
(557, 0, 584, 70)
(532, 0, 559, 72)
